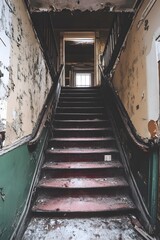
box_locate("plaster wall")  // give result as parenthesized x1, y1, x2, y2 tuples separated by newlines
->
(112, 0, 160, 138)
(0, 0, 52, 145)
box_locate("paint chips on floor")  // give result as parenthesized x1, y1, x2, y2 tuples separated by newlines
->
(22, 216, 144, 240)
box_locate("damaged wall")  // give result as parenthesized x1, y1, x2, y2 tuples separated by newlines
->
(0, 0, 52, 145)
(29, 0, 137, 12)
(112, 0, 160, 138)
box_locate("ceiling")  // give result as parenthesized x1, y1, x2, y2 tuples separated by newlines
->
(30, 0, 139, 12)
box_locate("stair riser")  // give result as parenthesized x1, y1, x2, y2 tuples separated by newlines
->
(59, 97, 102, 102)
(58, 102, 103, 107)
(54, 114, 106, 120)
(52, 130, 113, 138)
(56, 108, 104, 113)
(41, 168, 124, 178)
(53, 121, 110, 128)
(61, 88, 100, 93)
(32, 209, 137, 218)
(46, 152, 120, 162)
(60, 93, 100, 98)
(48, 140, 117, 148)
(35, 186, 130, 201)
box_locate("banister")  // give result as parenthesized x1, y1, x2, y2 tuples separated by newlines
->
(99, 64, 150, 152)
(28, 64, 64, 147)
(99, 64, 160, 231)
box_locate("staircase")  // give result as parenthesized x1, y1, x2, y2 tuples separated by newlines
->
(22, 87, 142, 239)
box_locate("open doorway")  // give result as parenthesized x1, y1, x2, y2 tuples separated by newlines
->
(62, 32, 95, 87)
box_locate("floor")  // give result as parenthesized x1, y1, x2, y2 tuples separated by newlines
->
(22, 215, 144, 240)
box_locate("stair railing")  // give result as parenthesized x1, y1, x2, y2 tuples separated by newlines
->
(102, 13, 133, 76)
(28, 64, 64, 148)
(99, 65, 159, 233)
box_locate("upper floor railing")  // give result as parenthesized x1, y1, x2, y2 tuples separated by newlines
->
(102, 13, 133, 75)
(31, 12, 59, 80)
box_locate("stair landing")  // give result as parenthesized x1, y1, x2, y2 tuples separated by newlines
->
(22, 217, 143, 240)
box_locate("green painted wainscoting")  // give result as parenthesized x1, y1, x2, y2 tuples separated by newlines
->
(0, 129, 48, 240)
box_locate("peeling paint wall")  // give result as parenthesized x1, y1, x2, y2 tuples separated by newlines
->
(0, 0, 52, 145)
(112, 0, 160, 138)
(30, 0, 136, 12)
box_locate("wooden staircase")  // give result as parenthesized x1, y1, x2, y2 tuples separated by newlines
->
(22, 87, 142, 239)
(32, 86, 135, 216)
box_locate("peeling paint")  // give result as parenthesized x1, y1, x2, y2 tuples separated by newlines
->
(0, 0, 52, 145)
(112, 0, 160, 138)
(29, 0, 137, 12)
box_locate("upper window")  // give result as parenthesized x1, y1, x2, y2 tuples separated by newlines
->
(75, 73, 91, 87)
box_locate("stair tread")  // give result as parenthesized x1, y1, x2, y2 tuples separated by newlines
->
(53, 127, 112, 131)
(38, 176, 128, 189)
(55, 113, 104, 115)
(54, 119, 108, 123)
(32, 194, 135, 213)
(57, 107, 104, 109)
(47, 148, 118, 154)
(43, 161, 123, 170)
(50, 137, 115, 142)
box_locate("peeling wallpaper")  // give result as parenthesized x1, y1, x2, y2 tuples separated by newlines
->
(0, 0, 52, 145)
(112, 0, 160, 138)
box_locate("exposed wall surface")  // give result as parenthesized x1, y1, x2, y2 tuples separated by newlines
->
(0, 0, 52, 145)
(30, 0, 136, 12)
(112, 0, 160, 138)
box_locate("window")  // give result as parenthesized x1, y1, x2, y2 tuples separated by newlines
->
(75, 73, 91, 87)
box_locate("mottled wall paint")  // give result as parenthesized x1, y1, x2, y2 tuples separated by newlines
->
(0, 0, 52, 145)
(112, 0, 160, 138)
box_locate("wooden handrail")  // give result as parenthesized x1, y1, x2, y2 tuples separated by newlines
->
(99, 65, 150, 152)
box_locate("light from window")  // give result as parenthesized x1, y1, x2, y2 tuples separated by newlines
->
(76, 73, 91, 87)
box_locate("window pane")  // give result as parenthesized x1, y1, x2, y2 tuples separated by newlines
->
(76, 73, 91, 87)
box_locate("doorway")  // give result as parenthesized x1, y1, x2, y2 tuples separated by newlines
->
(61, 32, 96, 87)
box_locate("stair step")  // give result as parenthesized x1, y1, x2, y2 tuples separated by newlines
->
(43, 161, 123, 170)
(42, 161, 124, 178)
(58, 101, 103, 107)
(48, 137, 116, 148)
(56, 107, 104, 113)
(38, 177, 128, 189)
(47, 148, 118, 154)
(54, 113, 106, 120)
(59, 97, 102, 102)
(52, 127, 113, 137)
(53, 119, 110, 128)
(61, 87, 100, 92)
(60, 93, 99, 98)
(32, 194, 136, 217)
(46, 148, 119, 162)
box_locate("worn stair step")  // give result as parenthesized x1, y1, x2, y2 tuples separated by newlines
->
(53, 119, 110, 128)
(38, 177, 129, 190)
(52, 127, 113, 137)
(56, 107, 104, 113)
(60, 93, 100, 98)
(48, 137, 116, 148)
(54, 112, 106, 120)
(32, 194, 136, 217)
(58, 101, 103, 107)
(43, 161, 123, 170)
(59, 97, 102, 102)
(42, 161, 124, 178)
(61, 87, 100, 91)
(46, 148, 119, 161)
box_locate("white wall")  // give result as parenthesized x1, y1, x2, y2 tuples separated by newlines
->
(0, 0, 52, 145)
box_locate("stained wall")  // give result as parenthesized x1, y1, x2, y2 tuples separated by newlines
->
(0, 0, 52, 145)
(112, 0, 160, 138)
